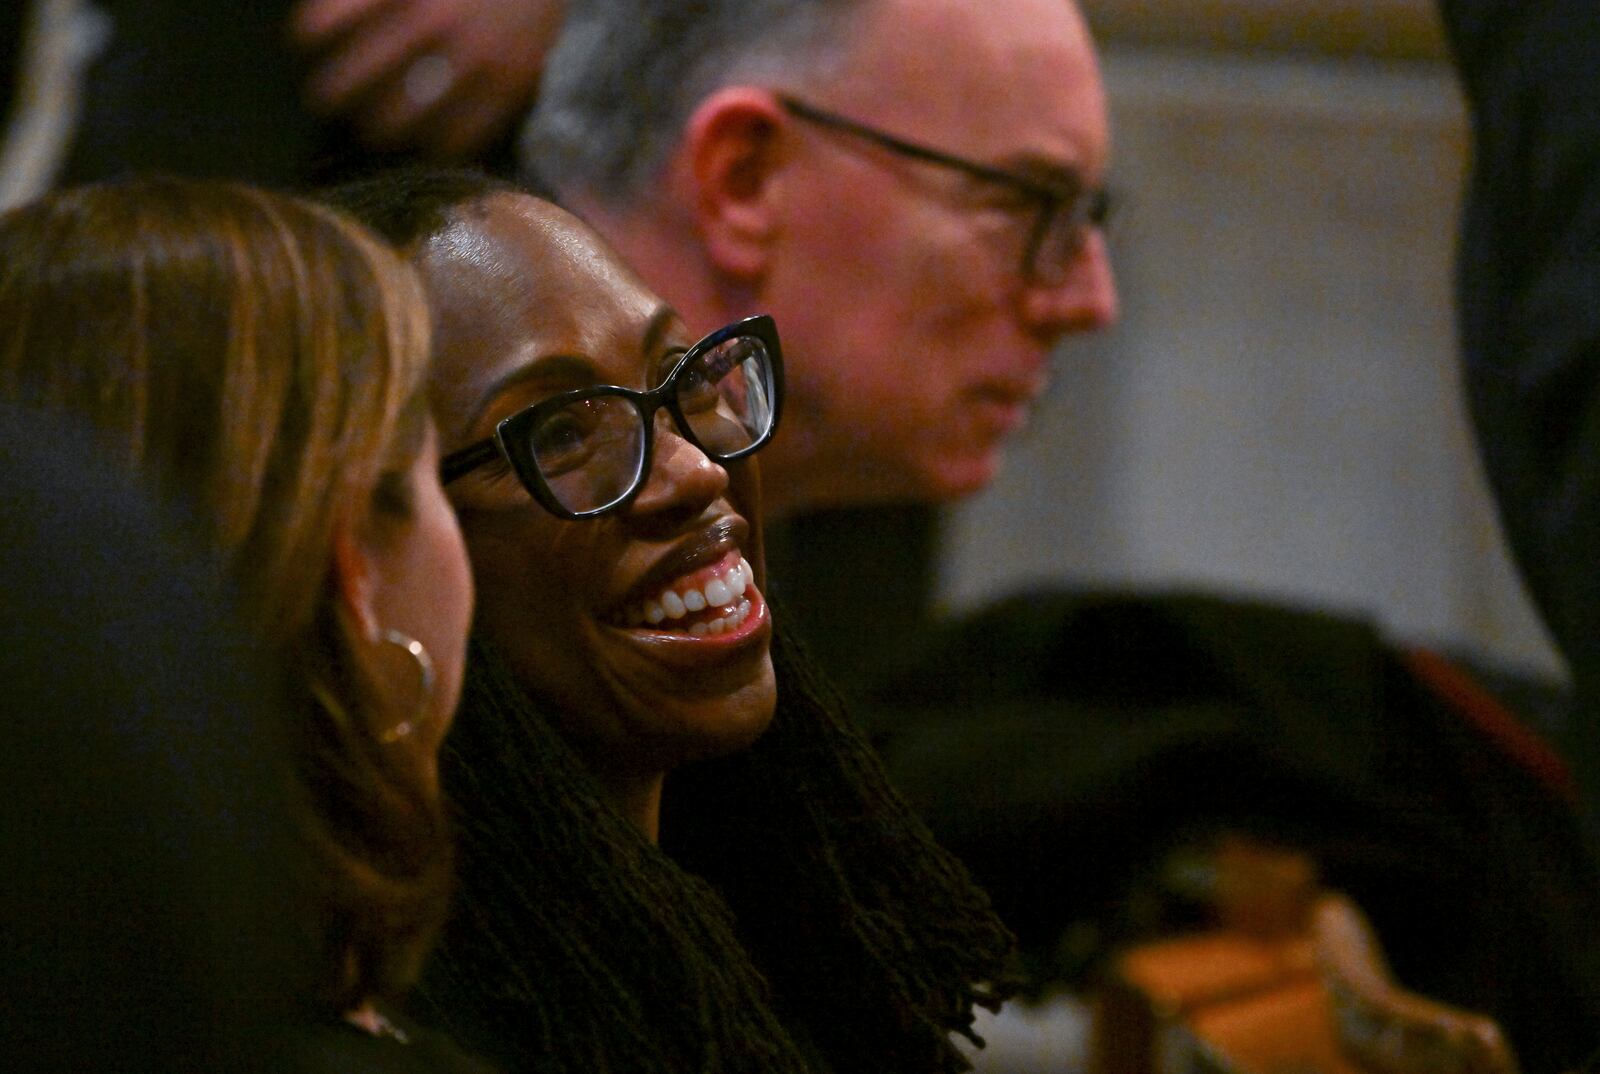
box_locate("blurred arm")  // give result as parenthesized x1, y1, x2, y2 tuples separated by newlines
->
(290, 0, 565, 158)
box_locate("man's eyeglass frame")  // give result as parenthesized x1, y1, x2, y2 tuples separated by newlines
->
(778, 94, 1111, 286)
(440, 314, 784, 520)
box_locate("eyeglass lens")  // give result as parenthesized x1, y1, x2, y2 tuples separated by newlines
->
(677, 333, 777, 456)
(519, 331, 778, 515)
(534, 398, 647, 515)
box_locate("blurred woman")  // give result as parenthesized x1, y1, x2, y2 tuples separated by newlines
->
(331, 170, 1016, 1074)
(0, 177, 479, 1066)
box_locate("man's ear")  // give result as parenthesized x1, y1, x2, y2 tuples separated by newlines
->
(331, 519, 380, 643)
(681, 87, 790, 279)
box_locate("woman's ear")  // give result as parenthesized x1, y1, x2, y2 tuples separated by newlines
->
(331, 518, 380, 643)
(682, 87, 790, 280)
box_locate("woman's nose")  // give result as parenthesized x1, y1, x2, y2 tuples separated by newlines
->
(627, 412, 730, 519)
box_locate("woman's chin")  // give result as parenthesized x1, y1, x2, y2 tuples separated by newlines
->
(539, 595, 779, 776)
(621, 650, 778, 769)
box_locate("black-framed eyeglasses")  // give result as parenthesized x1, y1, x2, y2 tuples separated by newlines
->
(441, 314, 783, 520)
(778, 95, 1112, 288)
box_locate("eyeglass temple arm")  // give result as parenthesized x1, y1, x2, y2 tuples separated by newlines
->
(777, 94, 1070, 203)
(440, 439, 500, 485)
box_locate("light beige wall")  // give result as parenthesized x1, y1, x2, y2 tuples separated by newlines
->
(937, 38, 1564, 679)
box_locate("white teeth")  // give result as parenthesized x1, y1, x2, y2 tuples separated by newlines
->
(630, 557, 758, 631)
(630, 594, 753, 634)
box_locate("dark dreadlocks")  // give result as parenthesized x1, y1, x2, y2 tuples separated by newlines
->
(417, 618, 1014, 1073)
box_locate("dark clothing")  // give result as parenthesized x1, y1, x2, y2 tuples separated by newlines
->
(765, 503, 944, 704)
(1443, 0, 1600, 1061)
(772, 504, 1600, 1073)
(865, 589, 1600, 1074)
(1443, 0, 1600, 820)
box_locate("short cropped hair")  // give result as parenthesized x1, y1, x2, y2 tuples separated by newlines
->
(524, 0, 869, 204)
(320, 166, 522, 252)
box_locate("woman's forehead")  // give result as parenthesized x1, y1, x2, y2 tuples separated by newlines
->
(428, 196, 637, 305)
(418, 197, 678, 435)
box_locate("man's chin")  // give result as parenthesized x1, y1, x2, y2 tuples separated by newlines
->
(769, 449, 1004, 513)
(917, 450, 1005, 504)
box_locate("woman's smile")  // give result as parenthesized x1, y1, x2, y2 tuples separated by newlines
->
(605, 512, 764, 634)
(597, 518, 772, 682)
(616, 549, 763, 635)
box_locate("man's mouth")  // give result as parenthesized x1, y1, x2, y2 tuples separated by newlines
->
(615, 551, 756, 637)
(969, 383, 1042, 437)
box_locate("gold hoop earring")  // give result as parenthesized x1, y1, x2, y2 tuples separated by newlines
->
(376, 629, 435, 743)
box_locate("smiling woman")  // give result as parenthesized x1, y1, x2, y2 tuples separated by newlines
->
(328, 169, 1018, 1074)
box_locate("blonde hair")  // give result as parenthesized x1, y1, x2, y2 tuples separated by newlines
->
(0, 176, 449, 1007)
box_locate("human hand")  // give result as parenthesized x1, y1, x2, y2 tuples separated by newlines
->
(290, 0, 566, 158)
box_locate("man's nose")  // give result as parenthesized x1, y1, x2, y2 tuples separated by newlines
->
(627, 411, 730, 519)
(1019, 231, 1119, 338)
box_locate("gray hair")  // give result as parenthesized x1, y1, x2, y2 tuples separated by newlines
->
(524, 0, 870, 205)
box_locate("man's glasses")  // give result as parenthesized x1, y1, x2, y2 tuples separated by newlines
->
(778, 95, 1111, 288)
(441, 315, 783, 519)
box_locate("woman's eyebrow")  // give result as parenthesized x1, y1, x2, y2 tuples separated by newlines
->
(641, 305, 680, 358)
(465, 353, 597, 434)
(462, 307, 681, 433)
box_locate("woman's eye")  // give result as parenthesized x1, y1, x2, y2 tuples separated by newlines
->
(526, 398, 613, 477)
(533, 413, 590, 458)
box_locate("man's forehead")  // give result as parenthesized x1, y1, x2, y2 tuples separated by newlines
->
(826, 0, 1105, 172)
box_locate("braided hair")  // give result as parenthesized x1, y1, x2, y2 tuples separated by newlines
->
(418, 616, 1015, 1073)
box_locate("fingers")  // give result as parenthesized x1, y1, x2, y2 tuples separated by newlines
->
(289, 0, 395, 44)
(289, 0, 562, 159)
(296, 0, 452, 117)
(355, 57, 473, 149)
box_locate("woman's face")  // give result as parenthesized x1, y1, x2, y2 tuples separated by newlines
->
(420, 194, 777, 783)
(363, 421, 475, 768)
